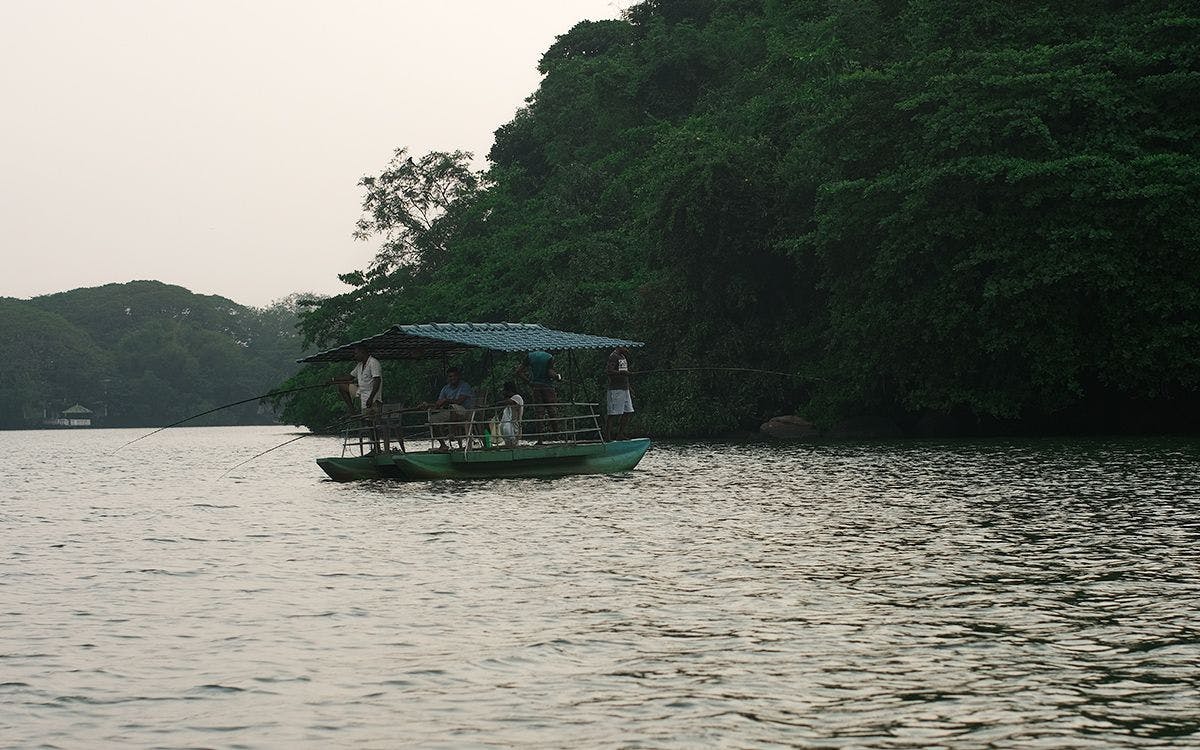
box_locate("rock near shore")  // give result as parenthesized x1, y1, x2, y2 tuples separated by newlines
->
(759, 415, 819, 439)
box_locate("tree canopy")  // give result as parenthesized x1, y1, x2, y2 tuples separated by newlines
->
(283, 0, 1199, 435)
(0, 281, 310, 428)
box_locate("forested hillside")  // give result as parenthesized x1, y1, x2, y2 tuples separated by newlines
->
(0, 281, 309, 427)
(282, 0, 1200, 436)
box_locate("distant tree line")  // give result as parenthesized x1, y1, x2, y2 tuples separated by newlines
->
(0, 281, 310, 428)
(280, 0, 1195, 435)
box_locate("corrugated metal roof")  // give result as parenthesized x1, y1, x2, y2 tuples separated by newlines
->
(299, 322, 643, 362)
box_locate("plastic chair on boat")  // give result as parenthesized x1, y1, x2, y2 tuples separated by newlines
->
(378, 403, 407, 453)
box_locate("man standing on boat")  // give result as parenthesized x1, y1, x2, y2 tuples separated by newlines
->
(330, 344, 384, 452)
(606, 345, 633, 440)
(515, 350, 560, 441)
(428, 367, 476, 450)
(334, 345, 383, 415)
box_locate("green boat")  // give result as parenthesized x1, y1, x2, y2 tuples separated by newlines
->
(299, 323, 651, 482)
(316, 438, 651, 482)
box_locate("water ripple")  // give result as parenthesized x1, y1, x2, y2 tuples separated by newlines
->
(0, 429, 1197, 747)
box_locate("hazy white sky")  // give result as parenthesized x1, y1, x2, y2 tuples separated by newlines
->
(0, 0, 629, 306)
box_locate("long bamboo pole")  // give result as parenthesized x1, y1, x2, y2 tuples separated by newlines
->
(111, 382, 330, 453)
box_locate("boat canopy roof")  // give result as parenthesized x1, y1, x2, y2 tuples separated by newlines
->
(299, 322, 643, 362)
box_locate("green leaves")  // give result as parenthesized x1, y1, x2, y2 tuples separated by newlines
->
(286, 0, 1200, 434)
(353, 149, 484, 276)
(0, 282, 308, 427)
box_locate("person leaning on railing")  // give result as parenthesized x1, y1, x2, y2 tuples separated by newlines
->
(515, 349, 561, 441)
(425, 366, 475, 450)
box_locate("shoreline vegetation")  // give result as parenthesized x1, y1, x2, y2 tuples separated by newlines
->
(6, 1, 1198, 438)
(276, 0, 1200, 438)
(0, 281, 310, 429)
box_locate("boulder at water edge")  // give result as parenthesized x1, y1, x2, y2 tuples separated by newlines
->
(760, 415, 818, 439)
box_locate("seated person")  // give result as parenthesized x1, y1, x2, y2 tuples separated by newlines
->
(498, 381, 524, 447)
(427, 367, 476, 449)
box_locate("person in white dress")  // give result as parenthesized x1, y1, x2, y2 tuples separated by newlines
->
(499, 381, 524, 447)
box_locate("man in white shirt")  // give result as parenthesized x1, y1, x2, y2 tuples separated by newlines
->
(335, 345, 383, 414)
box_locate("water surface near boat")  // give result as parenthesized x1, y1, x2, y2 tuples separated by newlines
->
(2, 427, 1198, 747)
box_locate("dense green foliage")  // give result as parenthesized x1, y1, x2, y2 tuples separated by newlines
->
(283, 0, 1200, 435)
(0, 281, 308, 427)
(0, 299, 112, 426)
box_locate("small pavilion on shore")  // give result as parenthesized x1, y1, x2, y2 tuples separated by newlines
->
(43, 404, 94, 428)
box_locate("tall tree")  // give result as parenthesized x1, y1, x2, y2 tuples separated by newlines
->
(282, 0, 1200, 435)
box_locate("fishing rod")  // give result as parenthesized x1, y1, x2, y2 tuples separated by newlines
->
(217, 406, 432, 478)
(218, 433, 321, 479)
(112, 382, 331, 453)
(491, 367, 813, 395)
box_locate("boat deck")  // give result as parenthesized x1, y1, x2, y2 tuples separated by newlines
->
(317, 401, 648, 482)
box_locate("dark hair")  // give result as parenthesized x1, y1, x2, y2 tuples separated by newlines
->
(447, 366, 461, 375)
(503, 381, 517, 394)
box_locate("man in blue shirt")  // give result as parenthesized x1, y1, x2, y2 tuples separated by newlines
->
(428, 367, 475, 450)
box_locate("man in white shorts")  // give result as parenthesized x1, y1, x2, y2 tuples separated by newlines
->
(605, 345, 634, 440)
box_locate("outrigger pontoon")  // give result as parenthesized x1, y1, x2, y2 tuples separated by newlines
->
(299, 323, 651, 482)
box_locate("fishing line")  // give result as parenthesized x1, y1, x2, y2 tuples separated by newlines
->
(111, 382, 330, 453)
(217, 433, 317, 479)
(217, 406, 430, 478)
(502, 367, 811, 396)
(631, 366, 808, 379)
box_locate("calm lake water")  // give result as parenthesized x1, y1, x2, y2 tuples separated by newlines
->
(1, 427, 1198, 748)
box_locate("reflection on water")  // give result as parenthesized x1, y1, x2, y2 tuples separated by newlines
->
(1, 427, 1198, 747)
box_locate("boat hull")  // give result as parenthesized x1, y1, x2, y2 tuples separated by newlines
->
(316, 439, 651, 482)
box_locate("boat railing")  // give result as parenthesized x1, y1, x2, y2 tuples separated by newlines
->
(337, 401, 606, 457)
